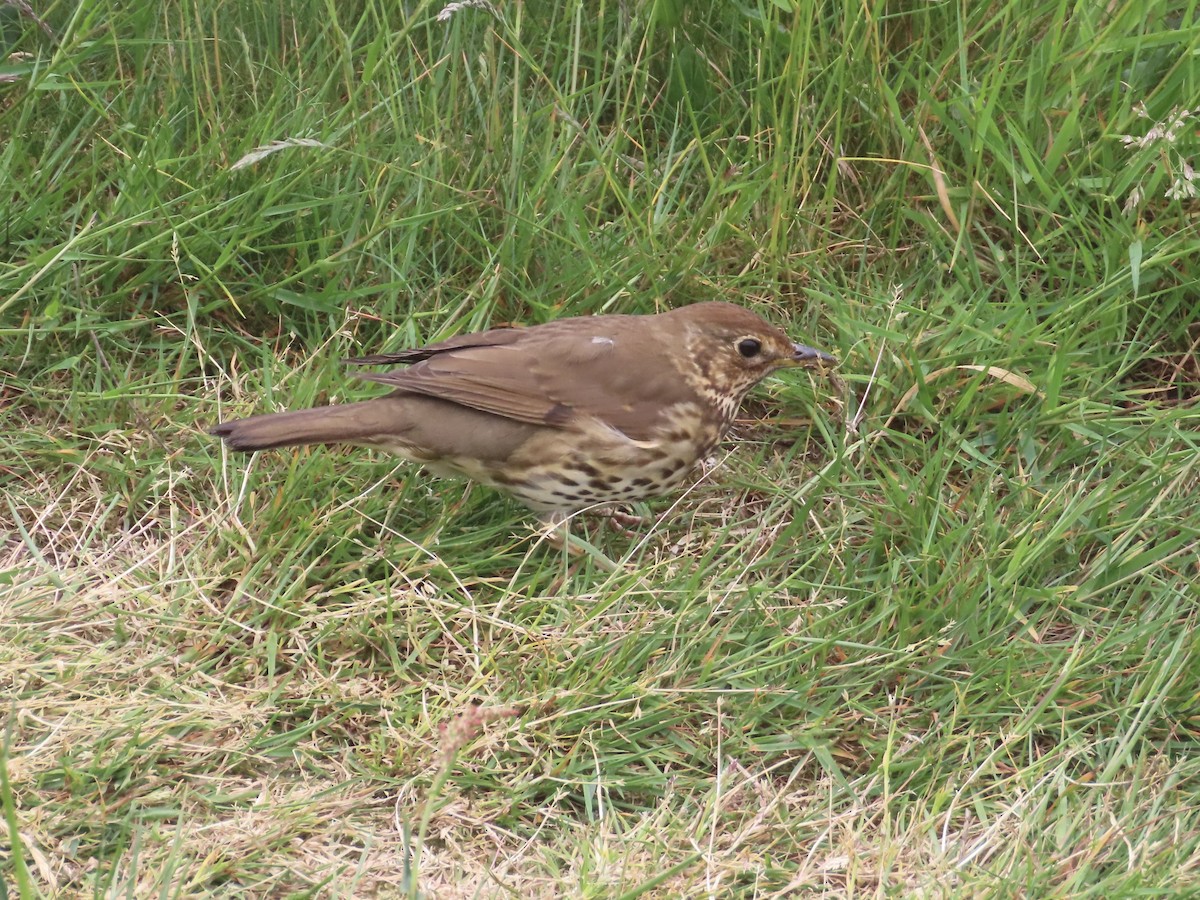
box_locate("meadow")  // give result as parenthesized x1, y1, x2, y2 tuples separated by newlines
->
(2, 0, 1198, 896)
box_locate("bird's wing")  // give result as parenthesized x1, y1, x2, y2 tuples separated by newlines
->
(351, 320, 697, 441)
(343, 326, 527, 366)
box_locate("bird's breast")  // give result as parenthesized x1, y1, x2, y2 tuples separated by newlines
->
(483, 401, 732, 513)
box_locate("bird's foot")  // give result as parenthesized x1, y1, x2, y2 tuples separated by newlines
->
(589, 507, 644, 539)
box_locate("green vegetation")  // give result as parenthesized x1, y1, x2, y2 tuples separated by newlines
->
(2, 0, 1198, 895)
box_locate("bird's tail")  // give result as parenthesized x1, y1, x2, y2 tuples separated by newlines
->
(209, 399, 401, 451)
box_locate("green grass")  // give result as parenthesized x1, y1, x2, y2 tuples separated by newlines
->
(3, 0, 1199, 896)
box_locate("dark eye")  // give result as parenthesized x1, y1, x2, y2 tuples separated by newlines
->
(737, 338, 762, 358)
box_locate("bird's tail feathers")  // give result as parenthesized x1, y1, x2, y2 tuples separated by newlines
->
(210, 400, 399, 451)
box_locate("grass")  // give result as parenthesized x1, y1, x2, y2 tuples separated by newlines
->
(2, 0, 1199, 896)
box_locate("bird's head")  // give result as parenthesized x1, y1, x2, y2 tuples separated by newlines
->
(668, 302, 837, 401)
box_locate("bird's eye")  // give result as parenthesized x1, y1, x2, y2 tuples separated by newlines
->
(737, 338, 762, 358)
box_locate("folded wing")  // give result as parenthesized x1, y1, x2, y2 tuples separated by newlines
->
(350, 318, 698, 441)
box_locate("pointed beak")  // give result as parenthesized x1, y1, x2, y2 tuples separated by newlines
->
(790, 342, 838, 370)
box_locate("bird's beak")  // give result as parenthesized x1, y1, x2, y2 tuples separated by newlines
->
(790, 343, 838, 370)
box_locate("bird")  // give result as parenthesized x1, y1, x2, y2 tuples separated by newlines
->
(210, 301, 836, 541)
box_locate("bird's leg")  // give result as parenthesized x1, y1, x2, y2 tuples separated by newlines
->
(536, 512, 620, 572)
(539, 511, 572, 552)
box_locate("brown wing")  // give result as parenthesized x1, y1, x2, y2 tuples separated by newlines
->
(350, 316, 700, 441)
(343, 326, 527, 366)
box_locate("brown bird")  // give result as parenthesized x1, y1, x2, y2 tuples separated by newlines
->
(211, 301, 836, 537)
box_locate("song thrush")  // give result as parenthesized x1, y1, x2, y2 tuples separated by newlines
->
(211, 301, 836, 533)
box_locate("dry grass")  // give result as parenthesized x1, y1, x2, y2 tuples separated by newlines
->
(7, 446, 1200, 896)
